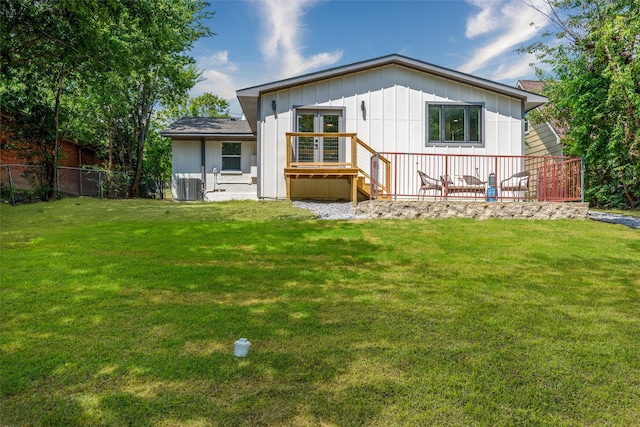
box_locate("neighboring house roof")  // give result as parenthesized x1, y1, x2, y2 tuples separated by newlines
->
(160, 117, 255, 140)
(518, 80, 545, 94)
(237, 54, 548, 132)
(516, 80, 566, 139)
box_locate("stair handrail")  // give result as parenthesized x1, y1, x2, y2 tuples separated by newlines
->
(356, 138, 390, 196)
(284, 132, 390, 196)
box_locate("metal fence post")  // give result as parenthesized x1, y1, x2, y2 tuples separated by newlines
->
(56, 167, 60, 199)
(580, 157, 585, 203)
(7, 165, 15, 206)
(370, 154, 378, 200)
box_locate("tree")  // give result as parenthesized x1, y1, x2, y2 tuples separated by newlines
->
(525, 0, 640, 208)
(0, 0, 212, 199)
(523, 0, 640, 209)
(143, 119, 173, 184)
(145, 92, 230, 184)
(166, 92, 231, 119)
(112, 1, 212, 197)
(1, 0, 122, 198)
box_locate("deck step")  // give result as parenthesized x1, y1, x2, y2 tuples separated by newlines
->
(356, 176, 370, 197)
(356, 176, 392, 199)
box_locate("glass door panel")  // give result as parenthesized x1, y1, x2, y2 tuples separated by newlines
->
(295, 109, 343, 163)
(296, 113, 315, 163)
(322, 114, 340, 162)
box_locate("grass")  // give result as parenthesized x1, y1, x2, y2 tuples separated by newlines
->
(1, 198, 639, 426)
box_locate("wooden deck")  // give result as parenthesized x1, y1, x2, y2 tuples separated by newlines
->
(284, 166, 360, 206)
(284, 133, 391, 206)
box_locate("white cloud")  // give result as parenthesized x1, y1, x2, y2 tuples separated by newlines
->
(192, 69, 237, 100)
(190, 0, 342, 115)
(189, 1, 345, 117)
(190, 68, 244, 117)
(195, 50, 238, 73)
(460, 0, 551, 75)
(488, 53, 538, 83)
(258, 0, 342, 78)
(465, 0, 502, 38)
(189, 50, 247, 116)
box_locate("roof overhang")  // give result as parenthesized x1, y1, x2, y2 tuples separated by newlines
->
(159, 132, 255, 141)
(160, 117, 256, 141)
(237, 54, 548, 132)
(235, 94, 259, 133)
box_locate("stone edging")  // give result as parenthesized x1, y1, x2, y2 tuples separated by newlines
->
(354, 201, 590, 220)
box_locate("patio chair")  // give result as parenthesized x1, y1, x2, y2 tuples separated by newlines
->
(500, 171, 530, 201)
(439, 175, 454, 197)
(417, 170, 442, 199)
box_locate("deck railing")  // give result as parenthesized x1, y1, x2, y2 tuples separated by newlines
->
(370, 152, 583, 202)
(285, 132, 391, 196)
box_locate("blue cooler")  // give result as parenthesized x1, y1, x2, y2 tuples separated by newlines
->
(487, 186, 497, 202)
(487, 173, 497, 201)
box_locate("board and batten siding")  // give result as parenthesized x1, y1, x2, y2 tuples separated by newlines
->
(257, 64, 526, 200)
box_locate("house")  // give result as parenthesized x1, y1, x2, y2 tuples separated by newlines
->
(517, 80, 565, 157)
(0, 113, 101, 167)
(166, 54, 549, 203)
(1, 112, 103, 198)
(161, 117, 258, 201)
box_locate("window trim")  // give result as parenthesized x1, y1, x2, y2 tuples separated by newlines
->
(221, 141, 242, 172)
(426, 102, 485, 147)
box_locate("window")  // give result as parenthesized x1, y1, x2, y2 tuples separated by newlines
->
(427, 103, 483, 145)
(222, 142, 241, 171)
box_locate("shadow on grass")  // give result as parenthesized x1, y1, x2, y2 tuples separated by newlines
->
(2, 206, 640, 426)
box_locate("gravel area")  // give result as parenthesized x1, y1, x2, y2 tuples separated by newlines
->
(294, 200, 640, 229)
(292, 201, 369, 220)
(589, 211, 640, 229)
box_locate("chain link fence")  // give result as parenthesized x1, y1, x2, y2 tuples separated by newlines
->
(1, 164, 167, 206)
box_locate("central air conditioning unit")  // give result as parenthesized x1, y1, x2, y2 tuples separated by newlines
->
(177, 178, 202, 201)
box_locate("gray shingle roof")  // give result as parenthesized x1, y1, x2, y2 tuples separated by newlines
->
(161, 117, 254, 137)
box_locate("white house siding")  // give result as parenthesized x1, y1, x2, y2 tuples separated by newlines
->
(172, 139, 256, 200)
(258, 64, 525, 200)
(206, 141, 256, 193)
(171, 140, 201, 199)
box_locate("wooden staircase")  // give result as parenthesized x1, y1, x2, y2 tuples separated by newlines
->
(356, 176, 390, 199)
(354, 137, 391, 200)
(284, 133, 391, 205)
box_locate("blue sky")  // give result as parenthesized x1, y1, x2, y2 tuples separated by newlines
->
(190, 0, 554, 117)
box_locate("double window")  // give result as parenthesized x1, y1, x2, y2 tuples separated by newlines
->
(427, 103, 483, 145)
(222, 142, 241, 171)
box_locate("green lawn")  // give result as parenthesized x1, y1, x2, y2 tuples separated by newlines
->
(1, 199, 639, 426)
